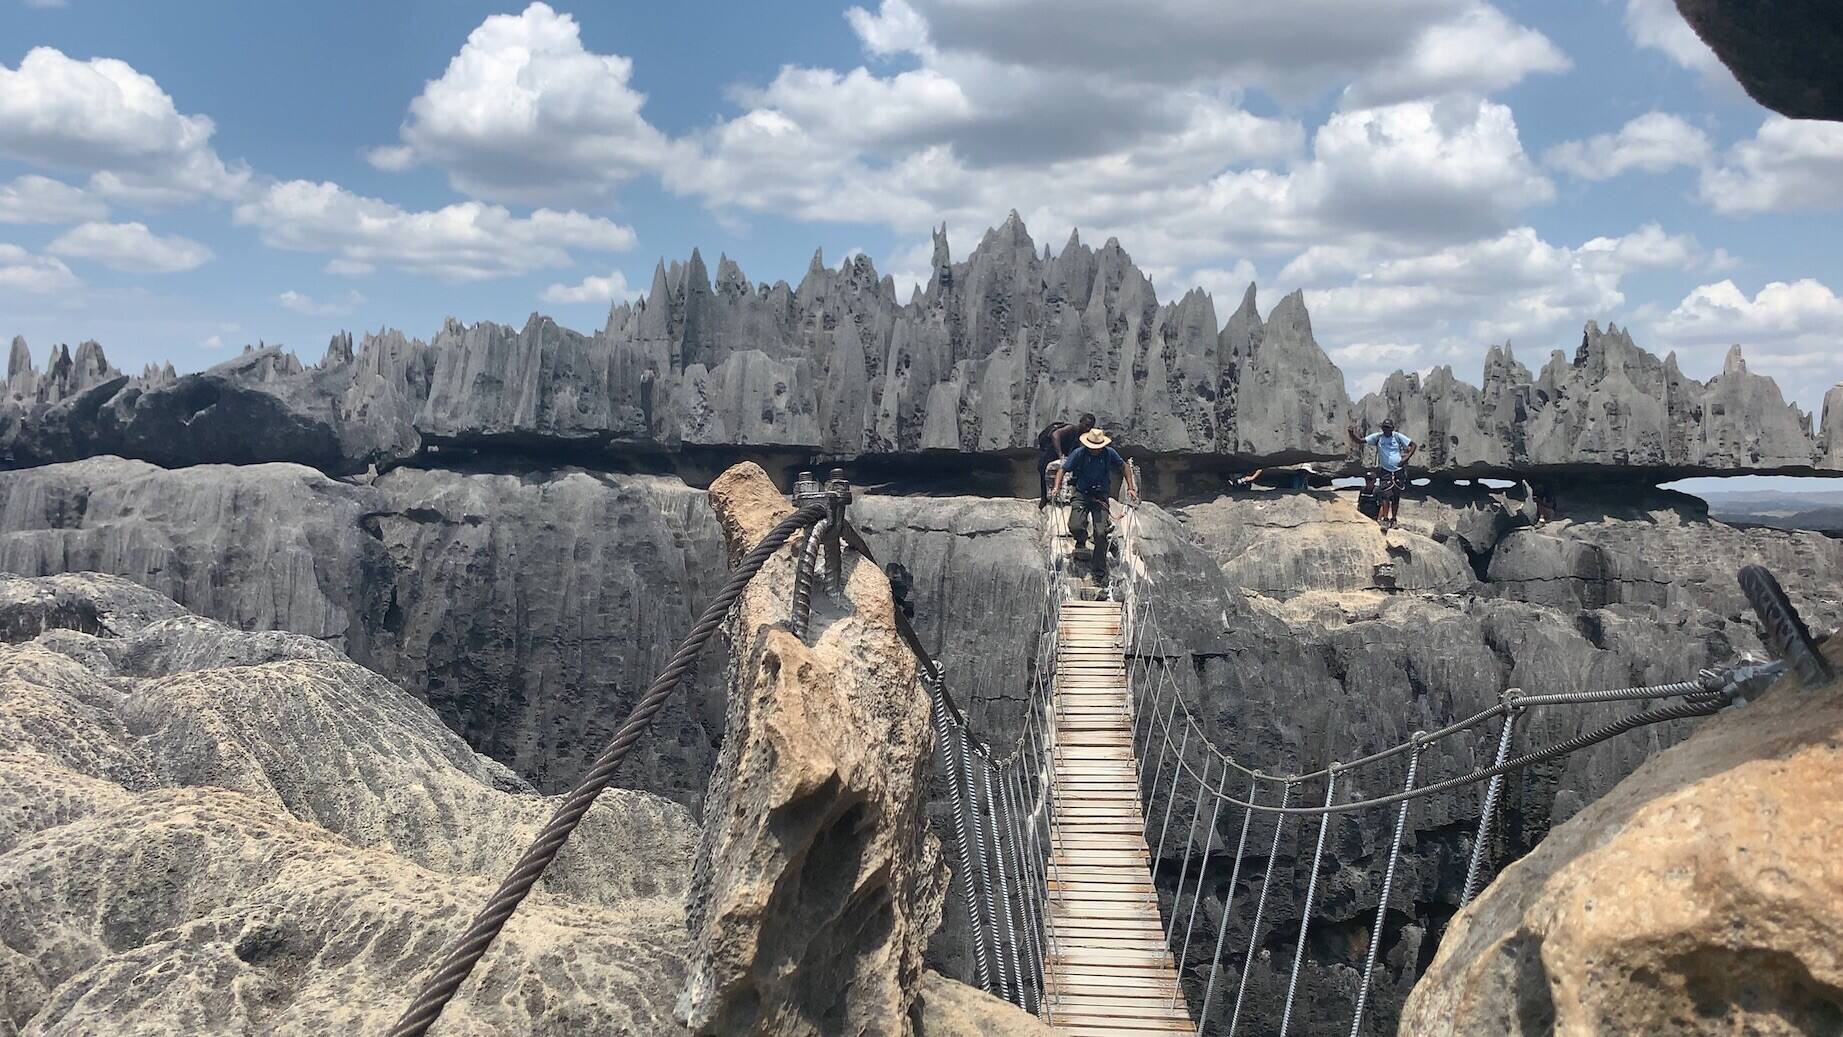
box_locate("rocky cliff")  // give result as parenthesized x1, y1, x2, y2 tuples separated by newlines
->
(1400, 632, 1843, 1035)
(7, 216, 1839, 481)
(0, 572, 698, 1035)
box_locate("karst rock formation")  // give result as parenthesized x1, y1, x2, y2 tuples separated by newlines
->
(4, 214, 1838, 480)
(1401, 634, 1843, 1035)
(3, 215, 1841, 1036)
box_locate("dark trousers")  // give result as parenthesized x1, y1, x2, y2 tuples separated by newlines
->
(1038, 449, 1058, 503)
(1068, 495, 1112, 577)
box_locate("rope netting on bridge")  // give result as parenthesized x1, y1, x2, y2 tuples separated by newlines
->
(388, 465, 1828, 1037)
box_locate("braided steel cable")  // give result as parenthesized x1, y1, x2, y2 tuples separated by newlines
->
(1278, 769, 1340, 1037)
(388, 503, 827, 1037)
(1228, 782, 1292, 1037)
(1167, 754, 1211, 945)
(931, 678, 992, 989)
(1003, 767, 1043, 1012)
(1142, 688, 1738, 817)
(965, 728, 1000, 994)
(982, 759, 1020, 1005)
(1152, 726, 1192, 883)
(1350, 742, 1423, 1037)
(1176, 757, 1230, 1010)
(1143, 695, 1181, 839)
(1461, 708, 1519, 907)
(989, 762, 1024, 1009)
(1197, 773, 1261, 1034)
(790, 517, 830, 639)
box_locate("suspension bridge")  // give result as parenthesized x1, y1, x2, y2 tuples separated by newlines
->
(389, 465, 1831, 1037)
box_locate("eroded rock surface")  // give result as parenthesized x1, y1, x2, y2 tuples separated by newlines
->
(0, 572, 697, 1036)
(1400, 635, 1843, 1035)
(679, 463, 945, 1037)
(6, 217, 1837, 478)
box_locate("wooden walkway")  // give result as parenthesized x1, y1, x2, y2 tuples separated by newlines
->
(1043, 597, 1194, 1035)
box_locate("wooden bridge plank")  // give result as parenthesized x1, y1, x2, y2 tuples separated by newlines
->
(1040, 596, 1194, 1034)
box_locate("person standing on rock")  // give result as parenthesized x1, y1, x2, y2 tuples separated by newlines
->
(1348, 420, 1417, 529)
(1036, 413, 1095, 508)
(1051, 426, 1138, 588)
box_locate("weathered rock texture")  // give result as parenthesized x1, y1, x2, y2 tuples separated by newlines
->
(909, 971, 1055, 1037)
(680, 463, 945, 1036)
(7, 217, 1838, 479)
(1353, 327, 1833, 477)
(1400, 634, 1843, 1035)
(1, 459, 1839, 1036)
(0, 572, 697, 1035)
(1677, 0, 1843, 121)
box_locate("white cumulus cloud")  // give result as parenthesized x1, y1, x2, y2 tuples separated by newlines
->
(0, 47, 249, 204)
(232, 179, 636, 281)
(541, 270, 639, 305)
(1655, 278, 1843, 389)
(1282, 224, 1700, 381)
(1545, 112, 1711, 181)
(1699, 116, 1843, 214)
(1623, 0, 1728, 80)
(46, 220, 211, 273)
(367, 2, 672, 206)
(0, 174, 106, 224)
(0, 242, 79, 294)
(276, 288, 366, 316)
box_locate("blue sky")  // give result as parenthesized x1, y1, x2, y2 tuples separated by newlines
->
(3, 0, 1841, 425)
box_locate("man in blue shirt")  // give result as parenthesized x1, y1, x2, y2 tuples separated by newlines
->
(1348, 419, 1417, 529)
(1051, 426, 1139, 586)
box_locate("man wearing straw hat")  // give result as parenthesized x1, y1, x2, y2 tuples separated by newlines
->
(1050, 425, 1139, 586)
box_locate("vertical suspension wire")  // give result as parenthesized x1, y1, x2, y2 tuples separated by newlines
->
(1176, 757, 1231, 1009)
(1012, 759, 1047, 1010)
(1151, 726, 1191, 882)
(1278, 768, 1340, 1037)
(1166, 754, 1212, 944)
(931, 683, 991, 992)
(1198, 773, 1262, 1035)
(1025, 748, 1051, 1010)
(1001, 766, 1041, 1013)
(982, 760, 1021, 1006)
(1350, 741, 1424, 1037)
(1229, 781, 1293, 1037)
(1461, 707, 1520, 906)
(960, 725, 998, 993)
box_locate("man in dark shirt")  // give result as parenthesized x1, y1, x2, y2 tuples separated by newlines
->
(1051, 426, 1138, 584)
(1036, 412, 1094, 508)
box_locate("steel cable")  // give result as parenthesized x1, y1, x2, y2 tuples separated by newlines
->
(1461, 708, 1519, 907)
(1228, 782, 1291, 1037)
(1197, 774, 1260, 1034)
(1176, 757, 1230, 1010)
(1279, 770, 1339, 1037)
(1350, 743, 1422, 1037)
(388, 503, 827, 1037)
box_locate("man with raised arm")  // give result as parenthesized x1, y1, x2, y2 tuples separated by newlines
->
(1348, 419, 1417, 530)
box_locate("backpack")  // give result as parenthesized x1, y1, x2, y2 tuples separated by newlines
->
(1357, 489, 1381, 519)
(1037, 421, 1068, 452)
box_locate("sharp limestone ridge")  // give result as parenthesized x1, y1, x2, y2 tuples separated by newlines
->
(3, 215, 1838, 478)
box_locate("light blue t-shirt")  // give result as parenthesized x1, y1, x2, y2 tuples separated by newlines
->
(1365, 431, 1414, 472)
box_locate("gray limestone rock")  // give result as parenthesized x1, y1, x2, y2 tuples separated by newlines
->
(1356, 325, 1832, 477)
(0, 572, 696, 1036)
